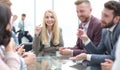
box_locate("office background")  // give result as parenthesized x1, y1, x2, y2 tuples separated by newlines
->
(10, 0, 119, 47)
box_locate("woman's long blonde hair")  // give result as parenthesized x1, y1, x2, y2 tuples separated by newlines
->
(41, 10, 60, 46)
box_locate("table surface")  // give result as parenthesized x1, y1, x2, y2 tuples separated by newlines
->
(27, 55, 90, 70)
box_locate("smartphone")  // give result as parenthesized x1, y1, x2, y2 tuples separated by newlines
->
(21, 43, 32, 52)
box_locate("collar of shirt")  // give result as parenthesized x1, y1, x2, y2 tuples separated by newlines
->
(82, 21, 89, 29)
(81, 19, 90, 33)
(46, 29, 52, 47)
(44, 30, 52, 48)
(81, 16, 91, 30)
(20, 20, 26, 24)
(107, 24, 117, 32)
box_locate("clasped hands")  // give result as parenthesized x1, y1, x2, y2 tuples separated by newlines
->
(101, 59, 113, 70)
(6, 38, 36, 65)
(16, 45, 36, 65)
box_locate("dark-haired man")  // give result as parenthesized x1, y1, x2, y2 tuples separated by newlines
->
(70, 1, 120, 70)
(18, 13, 33, 44)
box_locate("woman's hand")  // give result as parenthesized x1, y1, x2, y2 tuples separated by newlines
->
(16, 45, 25, 55)
(35, 24, 42, 37)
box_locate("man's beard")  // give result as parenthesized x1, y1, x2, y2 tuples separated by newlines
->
(80, 16, 90, 23)
(102, 18, 115, 28)
(83, 17, 89, 23)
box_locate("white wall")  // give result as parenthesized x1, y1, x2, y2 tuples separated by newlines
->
(90, 0, 109, 19)
(53, 0, 78, 47)
(11, 0, 110, 47)
(11, 0, 34, 36)
(35, 0, 53, 26)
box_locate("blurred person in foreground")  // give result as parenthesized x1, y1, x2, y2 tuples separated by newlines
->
(0, 3, 20, 70)
(0, 0, 18, 46)
(0, 0, 36, 70)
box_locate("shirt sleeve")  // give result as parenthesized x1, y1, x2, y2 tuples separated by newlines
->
(86, 54, 92, 61)
(83, 38, 91, 46)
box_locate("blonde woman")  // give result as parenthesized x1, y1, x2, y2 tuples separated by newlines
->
(33, 10, 64, 56)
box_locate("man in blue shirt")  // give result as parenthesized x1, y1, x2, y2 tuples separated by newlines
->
(18, 13, 33, 44)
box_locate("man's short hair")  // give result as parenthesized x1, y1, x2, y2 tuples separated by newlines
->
(74, 0, 91, 7)
(22, 13, 26, 17)
(104, 1, 120, 16)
